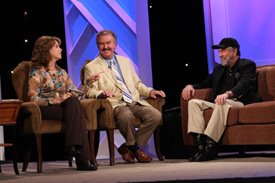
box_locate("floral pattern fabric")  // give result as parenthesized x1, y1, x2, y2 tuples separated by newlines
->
(28, 66, 78, 106)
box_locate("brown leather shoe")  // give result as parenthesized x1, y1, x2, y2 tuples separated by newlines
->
(134, 149, 152, 163)
(118, 144, 135, 163)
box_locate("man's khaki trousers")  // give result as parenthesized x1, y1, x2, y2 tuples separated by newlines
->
(187, 99, 243, 142)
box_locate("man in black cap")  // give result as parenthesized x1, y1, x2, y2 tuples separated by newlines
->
(182, 37, 261, 161)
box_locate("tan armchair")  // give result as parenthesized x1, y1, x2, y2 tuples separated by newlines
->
(96, 97, 165, 165)
(180, 64, 275, 156)
(80, 62, 165, 165)
(12, 61, 101, 173)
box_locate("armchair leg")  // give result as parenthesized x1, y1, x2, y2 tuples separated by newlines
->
(94, 130, 100, 157)
(22, 136, 32, 172)
(106, 129, 115, 166)
(154, 126, 164, 161)
(88, 130, 98, 166)
(68, 156, 73, 167)
(35, 134, 43, 173)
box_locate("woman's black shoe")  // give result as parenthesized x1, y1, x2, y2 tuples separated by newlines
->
(76, 160, 98, 171)
(68, 146, 82, 157)
(69, 145, 98, 171)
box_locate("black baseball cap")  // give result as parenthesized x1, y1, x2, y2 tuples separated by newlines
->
(211, 37, 240, 50)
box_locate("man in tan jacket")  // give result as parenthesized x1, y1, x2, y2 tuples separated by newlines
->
(84, 30, 165, 163)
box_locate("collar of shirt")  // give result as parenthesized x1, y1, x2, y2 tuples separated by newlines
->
(105, 56, 117, 68)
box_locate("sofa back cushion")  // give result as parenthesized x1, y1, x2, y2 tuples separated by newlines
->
(257, 65, 275, 101)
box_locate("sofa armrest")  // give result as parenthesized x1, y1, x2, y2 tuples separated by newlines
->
(192, 88, 212, 100)
(180, 88, 212, 145)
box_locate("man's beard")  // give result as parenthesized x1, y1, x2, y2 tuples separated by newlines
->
(221, 58, 231, 67)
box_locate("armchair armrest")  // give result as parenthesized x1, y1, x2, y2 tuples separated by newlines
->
(97, 97, 165, 130)
(97, 99, 116, 130)
(20, 102, 42, 134)
(144, 97, 165, 112)
(144, 97, 165, 127)
(80, 99, 101, 130)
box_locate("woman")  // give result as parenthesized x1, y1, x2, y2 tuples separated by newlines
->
(28, 36, 97, 171)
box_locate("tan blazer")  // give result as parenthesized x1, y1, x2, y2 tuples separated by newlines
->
(84, 55, 152, 108)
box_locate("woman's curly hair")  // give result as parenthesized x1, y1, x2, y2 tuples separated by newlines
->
(31, 36, 61, 69)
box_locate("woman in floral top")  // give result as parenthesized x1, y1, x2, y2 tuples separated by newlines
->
(28, 36, 97, 171)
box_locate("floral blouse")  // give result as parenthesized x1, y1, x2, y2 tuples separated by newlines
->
(28, 66, 79, 106)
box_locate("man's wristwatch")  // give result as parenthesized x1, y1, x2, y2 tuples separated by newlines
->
(226, 90, 233, 98)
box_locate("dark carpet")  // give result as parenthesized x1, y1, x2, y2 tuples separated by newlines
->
(126, 176, 275, 183)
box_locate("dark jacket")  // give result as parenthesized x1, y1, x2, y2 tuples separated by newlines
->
(193, 58, 261, 104)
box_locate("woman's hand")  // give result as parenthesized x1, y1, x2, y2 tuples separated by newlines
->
(61, 92, 73, 101)
(91, 71, 104, 82)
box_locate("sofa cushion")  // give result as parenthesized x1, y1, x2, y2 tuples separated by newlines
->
(257, 65, 275, 101)
(204, 106, 239, 126)
(239, 101, 275, 124)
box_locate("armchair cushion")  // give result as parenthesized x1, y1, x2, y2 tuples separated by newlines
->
(12, 61, 31, 101)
